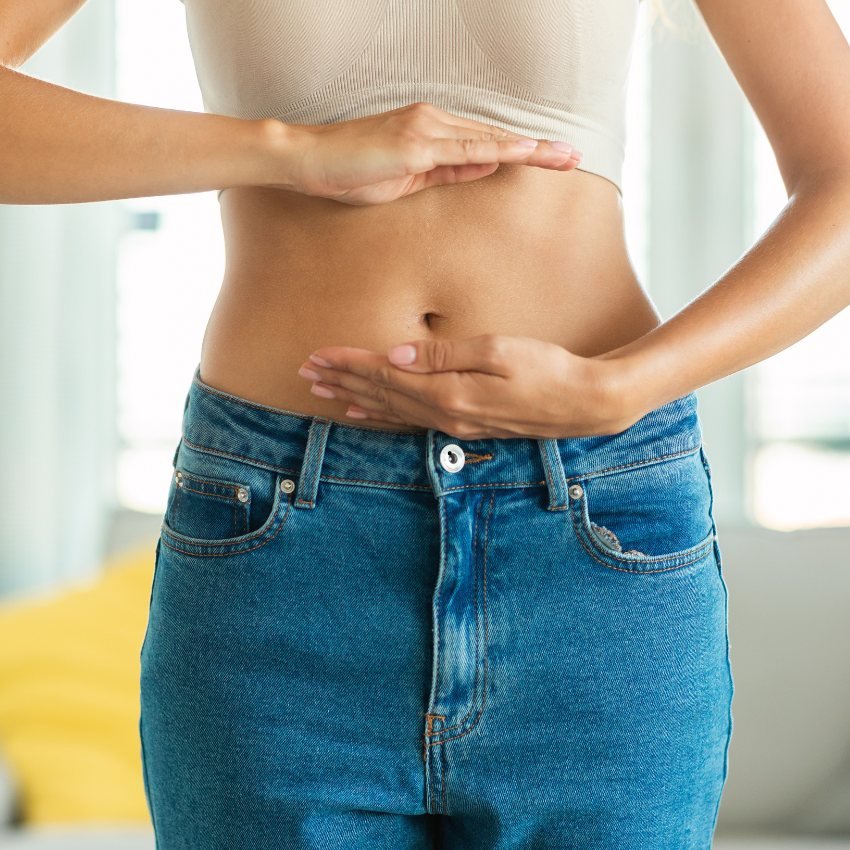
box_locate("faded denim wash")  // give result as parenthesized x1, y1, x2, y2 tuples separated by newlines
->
(139, 364, 734, 849)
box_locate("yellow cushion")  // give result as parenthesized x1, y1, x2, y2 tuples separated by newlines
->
(0, 540, 157, 825)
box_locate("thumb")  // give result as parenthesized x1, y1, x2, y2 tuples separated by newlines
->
(387, 336, 506, 374)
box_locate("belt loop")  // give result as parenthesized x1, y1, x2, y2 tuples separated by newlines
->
(425, 428, 444, 498)
(294, 417, 331, 509)
(537, 438, 569, 511)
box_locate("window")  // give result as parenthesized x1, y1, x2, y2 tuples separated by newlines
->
(746, 0, 850, 531)
(114, 0, 224, 512)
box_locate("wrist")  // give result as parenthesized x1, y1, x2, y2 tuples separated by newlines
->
(248, 117, 312, 193)
(592, 348, 656, 428)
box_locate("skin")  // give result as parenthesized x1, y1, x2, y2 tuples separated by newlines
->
(4, 1, 850, 440)
(296, 0, 850, 438)
(203, 143, 655, 436)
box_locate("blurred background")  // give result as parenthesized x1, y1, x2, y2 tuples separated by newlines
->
(0, 0, 849, 846)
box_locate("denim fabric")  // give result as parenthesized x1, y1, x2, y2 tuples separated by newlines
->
(139, 364, 734, 849)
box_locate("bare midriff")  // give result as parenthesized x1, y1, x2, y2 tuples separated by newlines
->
(199, 162, 663, 434)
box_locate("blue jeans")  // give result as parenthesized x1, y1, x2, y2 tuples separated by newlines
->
(139, 365, 734, 849)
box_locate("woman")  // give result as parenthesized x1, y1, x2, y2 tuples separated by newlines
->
(4, 0, 850, 846)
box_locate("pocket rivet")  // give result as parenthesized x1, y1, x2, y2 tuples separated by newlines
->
(568, 483, 583, 499)
(175, 471, 184, 486)
(280, 478, 296, 493)
(236, 486, 249, 502)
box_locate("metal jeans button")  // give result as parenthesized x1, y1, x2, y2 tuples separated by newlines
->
(439, 443, 465, 473)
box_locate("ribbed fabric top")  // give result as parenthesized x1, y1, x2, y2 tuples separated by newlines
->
(177, 0, 641, 200)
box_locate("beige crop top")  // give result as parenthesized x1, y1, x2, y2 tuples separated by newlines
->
(176, 0, 641, 199)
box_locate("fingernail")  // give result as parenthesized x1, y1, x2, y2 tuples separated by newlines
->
(311, 384, 335, 398)
(515, 139, 539, 148)
(309, 353, 333, 367)
(388, 344, 417, 364)
(549, 141, 574, 153)
(298, 366, 322, 380)
(346, 407, 369, 419)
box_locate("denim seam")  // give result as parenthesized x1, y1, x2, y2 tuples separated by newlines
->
(701, 445, 735, 831)
(428, 493, 487, 737)
(174, 487, 250, 538)
(565, 442, 702, 483)
(569, 451, 717, 567)
(179, 483, 245, 502)
(428, 491, 493, 747)
(539, 441, 558, 506)
(441, 738, 449, 814)
(187, 430, 543, 491)
(138, 717, 160, 847)
(442, 480, 547, 492)
(430, 496, 448, 730)
(160, 491, 292, 556)
(574, 523, 715, 574)
(576, 500, 716, 566)
(182, 436, 435, 490)
(169, 485, 250, 539)
(180, 437, 701, 493)
(428, 728, 437, 810)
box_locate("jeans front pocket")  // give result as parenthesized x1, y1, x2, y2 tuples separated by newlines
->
(160, 441, 295, 557)
(568, 444, 716, 574)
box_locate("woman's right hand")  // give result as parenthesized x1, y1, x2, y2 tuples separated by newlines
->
(262, 102, 583, 206)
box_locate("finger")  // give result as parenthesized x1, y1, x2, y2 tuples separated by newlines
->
(430, 113, 535, 142)
(385, 335, 514, 376)
(419, 151, 582, 188)
(303, 361, 386, 397)
(417, 162, 502, 190)
(306, 348, 442, 403)
(310, 371, 480, 436)
(429, 139, 588, 177)
(317, 380, 438, 429)
(345, 404, 407, 424)
(437, 119, 583, 169)
(340, 383, 520, 439)
(424, 137, 546, 169)
(430, 116, 584, 167)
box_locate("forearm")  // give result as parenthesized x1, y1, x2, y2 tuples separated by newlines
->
(598, 168, 850, 418)
(0, 63, 297, 204)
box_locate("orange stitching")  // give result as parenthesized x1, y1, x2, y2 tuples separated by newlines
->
(180, 483, 245, 502)
(423, 713, 447, 763)
(443, 480, 546, 492)
(462, 452, 493, 463)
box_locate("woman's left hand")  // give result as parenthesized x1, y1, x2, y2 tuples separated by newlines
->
(297, 334, 641, 439)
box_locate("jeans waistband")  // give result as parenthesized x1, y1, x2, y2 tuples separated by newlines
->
(179, 364, 703, 512)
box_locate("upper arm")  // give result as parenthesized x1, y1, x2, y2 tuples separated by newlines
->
(694, 0, 850, 193)
(0, 0, 88, 68)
